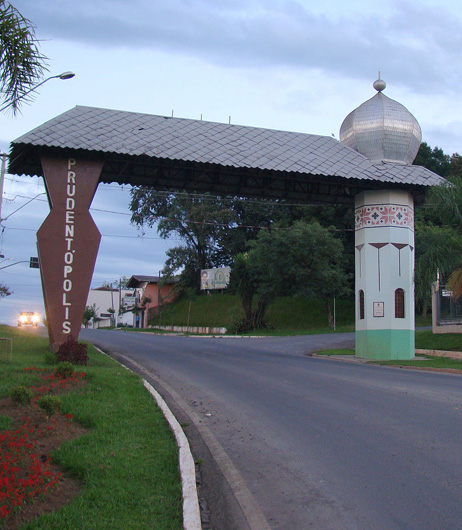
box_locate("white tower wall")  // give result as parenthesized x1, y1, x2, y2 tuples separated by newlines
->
(355, 189, 415, 359)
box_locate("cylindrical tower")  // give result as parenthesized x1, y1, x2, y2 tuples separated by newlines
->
(340, 76, 421, 360)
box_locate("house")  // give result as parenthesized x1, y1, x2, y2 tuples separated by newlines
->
(126, 275, 179, 328)
(85, 286, 141, 328)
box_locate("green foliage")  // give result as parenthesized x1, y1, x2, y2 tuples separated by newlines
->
(0, 414, 13, 430)
(55, 361, 74, 379)
(0, 1, 48, 113)
(414, 147, 462, 315)
(232, 252, 256, 323)
(44, 352, 57, 365)
(414, 226, 462, 314)
(10, 384, 33, 404)
(56, 334, 88, 365)
(83, 303, 97, 327)
(0, 281, 11, 300)
(38, 394, 61, 416)
(129, 190, 346, 292)
(414, 141, 451, 177)
(130, 190, 238, 287)
(236, 221, 351, 329)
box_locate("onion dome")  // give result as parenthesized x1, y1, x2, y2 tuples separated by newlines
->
(339, 76, 422, 164)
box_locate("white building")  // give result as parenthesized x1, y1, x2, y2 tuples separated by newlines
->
(84, 286, 141, 328)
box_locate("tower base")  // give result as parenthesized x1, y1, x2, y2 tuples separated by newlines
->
(355, 329, 415, 360)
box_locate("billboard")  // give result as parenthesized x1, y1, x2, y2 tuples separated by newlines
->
(200, 267, 231, 290)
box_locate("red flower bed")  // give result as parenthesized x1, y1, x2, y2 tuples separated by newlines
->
(0, 367, 87, 522)
(0, 419, 61, 518)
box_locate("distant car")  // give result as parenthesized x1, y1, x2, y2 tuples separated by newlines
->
(18, 312, 40, 327)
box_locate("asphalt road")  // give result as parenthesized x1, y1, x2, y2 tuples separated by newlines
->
(81, 329, 462, 530)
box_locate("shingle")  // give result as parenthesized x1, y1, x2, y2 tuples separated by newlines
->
(11, 105, 446, 188)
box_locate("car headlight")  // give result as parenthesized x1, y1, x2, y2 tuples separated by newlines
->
(19, 315, 27, 323)
(31, 315, 40, 323)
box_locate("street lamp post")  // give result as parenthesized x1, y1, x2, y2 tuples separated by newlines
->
(0, 71, 75, 113)
(0, 70, 75, 222)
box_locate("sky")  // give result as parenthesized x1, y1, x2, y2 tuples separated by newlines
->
(0, 0, 461, 325)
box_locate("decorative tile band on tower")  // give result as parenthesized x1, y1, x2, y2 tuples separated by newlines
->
(355, 204, 414, 229)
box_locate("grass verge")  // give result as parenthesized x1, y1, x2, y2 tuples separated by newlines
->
(0, 325, 182, 530)
(415, 330, 462, 352)
(314, 331, 462, 370)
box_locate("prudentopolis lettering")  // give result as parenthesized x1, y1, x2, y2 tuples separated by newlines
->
(62, 158, 76, 334)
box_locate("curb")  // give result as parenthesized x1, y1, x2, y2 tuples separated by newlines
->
(93, 346, 201, 530)
(144, 381, 202, 530)
(415, 348, 462, 360)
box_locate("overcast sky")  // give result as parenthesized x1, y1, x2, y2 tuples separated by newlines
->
(0, 0, 461, 325)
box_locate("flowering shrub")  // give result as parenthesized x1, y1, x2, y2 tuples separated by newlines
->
(56, 335, 88, 365)
(0, 419, 61, 518)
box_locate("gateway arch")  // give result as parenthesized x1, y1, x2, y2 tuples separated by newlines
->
(8, 88, 444, 356)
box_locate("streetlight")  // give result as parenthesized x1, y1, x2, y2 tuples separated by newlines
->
(0, 71, 75, 113)
(0, 71, 75, 220)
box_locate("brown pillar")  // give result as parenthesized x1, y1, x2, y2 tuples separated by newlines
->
(37, 156, 103, 351)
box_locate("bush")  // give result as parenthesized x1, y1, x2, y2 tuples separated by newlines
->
(56, 335, 88, 365)
(44, 352, 57, 365)
(11, 385, 33, 405)
(38, 395, 61, 416)
(55, 361, 74, 379)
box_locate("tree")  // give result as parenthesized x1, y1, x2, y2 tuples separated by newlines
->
(131, 190, 236, 284)
(414, 226, 462, 316)
(0, 1, 48, 114)
(106, 307, 116, 327)
(413, 142, 451, 178)
(233, 221, 350, 329)
(0, 282, 11, 299)
(411, 143, 462, 314)
(232, 252, 256, 325)
(82, 304, 97, 328)
(414, 172, 462, 314)
(130, 189, 292, 290)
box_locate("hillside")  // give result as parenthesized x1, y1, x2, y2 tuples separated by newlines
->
(149, 293, 356, 334)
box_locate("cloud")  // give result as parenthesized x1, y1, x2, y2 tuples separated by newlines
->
(14, 0, 462, 95)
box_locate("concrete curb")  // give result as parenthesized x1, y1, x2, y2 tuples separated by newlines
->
(415, 348, 462, 360)
(144, 381, 202, 530)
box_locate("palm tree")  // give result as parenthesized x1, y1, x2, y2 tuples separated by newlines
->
(0, 1, 48, 114)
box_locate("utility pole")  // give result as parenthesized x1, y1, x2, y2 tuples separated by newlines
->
(0, 153, 7, 222)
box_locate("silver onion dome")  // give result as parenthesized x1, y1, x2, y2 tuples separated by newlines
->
(339, 76, 422, 164)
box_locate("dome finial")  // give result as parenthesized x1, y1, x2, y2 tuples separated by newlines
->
(373, 71, 386, 92)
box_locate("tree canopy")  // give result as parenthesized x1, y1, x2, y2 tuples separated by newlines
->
(0, 282, 11, 300)
(129, 188, 354, 296)
(231, 221, 350, 329)
(413, 145, 462, 314)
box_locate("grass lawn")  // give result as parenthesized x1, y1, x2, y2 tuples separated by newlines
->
(314, 330, 462, 371)
(0, 326, 182, 530)
(415, 330, 462, 351)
